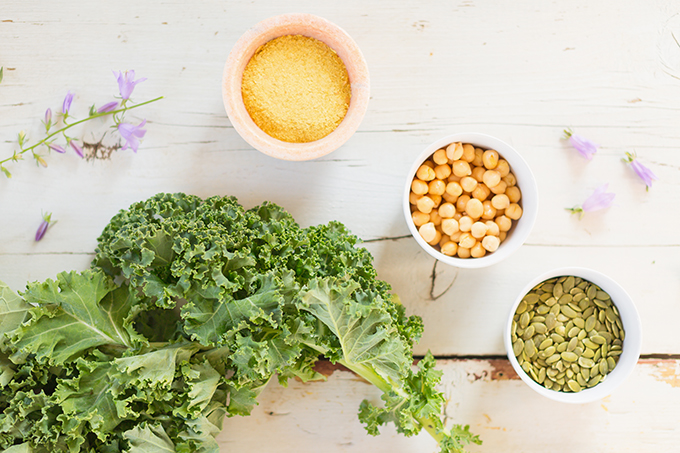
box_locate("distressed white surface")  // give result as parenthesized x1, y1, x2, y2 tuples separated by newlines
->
(1, 0, 680, 451)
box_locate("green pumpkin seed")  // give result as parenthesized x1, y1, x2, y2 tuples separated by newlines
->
(566, 368, 575, 379)
(553, 283, 564, 298)
(572, 317, 585, 329)
(545, 313, 557, 331)
(551, 333, 565, 343)
(567, 337, 578, 352)
(563, 276, 575, 292)
(543, 346, 556, 357)
(546, 354, 561, 365)
(585, 315, 597, 332)
(524, 339, 537, 358)
(591, 335, 606, 345)
(581, 367, 590, 380)
(586, 285, 597, 300)
(593, 348, 602, 363)
(582, 306, 595, 319)
(532, 322, 547, 335)
(544, 378, 554, 389)
(587, 374, 602, 387)
(524, 293, 540, 304)
(561, 351, 578, 362)
(539, 338, 553, 350)
(599, 359, 609, 375)
(578, 357, 595, 368)
(519, 311, 530, 329)
(523, 325, 535, 340)
(537, 367, 546, 384)
(556, 342, 568, 353)
(607, 356, 617, 370)
(596, 290, 610, 301)
(549, 303, 561, 315)
(561, 305, 578, 318)
(559, 294, 574, 306)
(567, 379, 582, 392)
(582, 348, 595, 359)
(547, 367, 559, 377)
(513, 338, 524, 357)
(583, 338, 598, 350)
(577, 372, 587, 387)
(516, 300, 528, 314)
(522, 362, 532, 374)
(568, 326, 581, 338)
(536, 304, 550, 315)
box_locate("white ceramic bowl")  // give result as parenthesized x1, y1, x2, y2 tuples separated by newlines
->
(504, 267, 642, 404)
(403, 133, 538, 268)
(222, 13, 370, 161)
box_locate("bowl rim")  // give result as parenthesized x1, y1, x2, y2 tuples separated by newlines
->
(402, 132, 538, 268)
(222, 13, 370, 161)
(504, 266, 642, 403)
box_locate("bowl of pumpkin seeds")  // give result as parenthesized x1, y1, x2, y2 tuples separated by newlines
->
(505, 267, 641, 403)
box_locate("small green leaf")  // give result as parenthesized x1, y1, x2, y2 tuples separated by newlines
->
(89, 104, 96, 116)
(0, 67, 4, 84)
(1, 166, 11, 178)
(18, 131, 26, 146)
(123, 423, 176, 453)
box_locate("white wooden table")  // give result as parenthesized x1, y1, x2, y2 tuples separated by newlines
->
(2, 1, 680, 451)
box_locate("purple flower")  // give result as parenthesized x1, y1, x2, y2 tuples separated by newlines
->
(118, 120, 147, 152)
(48, 143, 66, 154)
(114, 70, 147, 100)
(97, 101, 119, 113)
(35, 212, 54, 242)
(62, 91, 74, 114)
(567, 183, 616, 218)
(44, 108, 52, 124)
(563, 129, 598, 160)
(582, 184, 616, 211)
(70, 141, 84, 158)
(624, 152, 658, 190)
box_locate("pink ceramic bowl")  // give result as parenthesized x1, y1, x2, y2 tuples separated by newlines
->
(222, 13, 370, 161)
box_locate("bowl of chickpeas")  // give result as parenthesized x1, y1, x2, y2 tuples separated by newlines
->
(403, 133, 538, 268)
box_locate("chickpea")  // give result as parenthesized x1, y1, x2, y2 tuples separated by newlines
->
(439, 234, 450, 248)
(482, 235, 501, 252)
(459, 232, 476, 249)
(442, 192, 459, 204)
(428, 229, 442, 246)
(470, 242, 487, 258)
(441, 218, 459, 236)
(417, 195, 436, 214)
(431, 194, 442, 207)
(438, 202, 456, 218)
(452, 160, 472, 177)
(433, 148, 448, 165)
(495, 215, 512, 232)
(506, 185, 521, 203)
(446, 181, 463, 198)
(505, 203, 523, 220)
(419, 222, 437, 243)
(434, 164, 452, 180)
(482, 149, 499, 169)
(456, 194, 471, 212)
(429, 210, 442, 226)
(499, 231, 507, 242)
(446, 142, 464, 161)
(458, 216, 473, 232)
(416, 164, 436, 181)
(496, 159, 510, 177)
(481, 200, 497, 220)
(472, 183, 491, 201)
(411, 179, 429, 195)
(457, 246, 471, 259)
(471, 166, 486, 182)
(485, 220, 500, 236)
(470, 221, 489, 239)
(489, 180, 508, 195)
(491, 193, 510, 210)
(465, 198, 484, 219)
(462, 144, 476, 162)
(422, 159, 435, 168)
(409, 192, 421, 205)
(471, 148, 483, 167)
(412, 211, 430, 227)
(482, 170, 502, 188)
(503, 172, 517, 187)
(453, 212, 462, 221)
(460, 176, 478, 193)
(449, 230, 462, 242)
(447, 174, 462, 183)
(440, 241, 458, 257)
(428, 179, 446, 196)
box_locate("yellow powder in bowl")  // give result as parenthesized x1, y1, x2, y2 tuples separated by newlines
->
(241, 35, 352, 143)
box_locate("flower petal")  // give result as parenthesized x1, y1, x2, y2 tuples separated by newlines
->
(581, 184, 615, 212)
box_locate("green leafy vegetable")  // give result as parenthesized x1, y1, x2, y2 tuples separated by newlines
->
(0, 193, 480, 452)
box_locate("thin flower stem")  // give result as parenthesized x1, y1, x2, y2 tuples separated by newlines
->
(0, 96, 163, 166)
